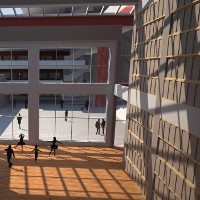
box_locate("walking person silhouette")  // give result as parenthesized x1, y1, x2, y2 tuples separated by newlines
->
(32, 145, 42, 162)
(17, 113, 22, 129)
(49, 137, 62, 156)
(14, 133, 25, 153)
(5, 145, 15, 168)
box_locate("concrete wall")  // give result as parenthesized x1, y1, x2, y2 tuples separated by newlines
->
(125, 1, 200, 199)
(0, 25, 122, 41)
(114, 84, 128, 101)
(117, 27, 133, 83)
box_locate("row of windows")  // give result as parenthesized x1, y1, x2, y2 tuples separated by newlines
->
(0, 48, 109, 63)
(0, 94, 107, 141)
(1, 67, 108, 83)
(0, 47, 110, 83)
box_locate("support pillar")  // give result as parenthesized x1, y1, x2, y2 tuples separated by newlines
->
(28, 46, 39, 144)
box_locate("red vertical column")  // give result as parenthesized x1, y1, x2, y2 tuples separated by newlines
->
(95, 47, 109, 107)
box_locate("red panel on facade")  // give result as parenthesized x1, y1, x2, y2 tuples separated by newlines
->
(95, 47, 109, 107)
(119, 6, 133, 13)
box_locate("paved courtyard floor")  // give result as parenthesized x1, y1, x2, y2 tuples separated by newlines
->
(0, 103, 127, 146)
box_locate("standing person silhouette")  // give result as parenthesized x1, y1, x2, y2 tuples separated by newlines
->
(65, 109, 68, 121)
(32, 145, 42, 162)
(17, 113, 22, 129)
(60, 99, 64, 109)
(101, 119, 105, 135)
(95, 119, 101, 135)
(24, 98, 28, 109)
(14, 133, 25, 153)
(84, 99, 89, 111)
(13, 98, 16, 108)
(49, 137, 62, 156)
(5, 145, 15, 168)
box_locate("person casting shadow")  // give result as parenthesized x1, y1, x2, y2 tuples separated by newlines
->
(32, 145, 42, 162)
(14, 133, 25, 153)
(49, 137, 62, 156)
(5, 145, 15, 168)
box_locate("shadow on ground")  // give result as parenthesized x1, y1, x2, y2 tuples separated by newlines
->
(0, 145, 145, 200)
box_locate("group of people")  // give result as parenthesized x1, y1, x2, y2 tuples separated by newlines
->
(17, 112, 106, 136)
(4, 135, 62, 168)
(95, 119, 105, 135)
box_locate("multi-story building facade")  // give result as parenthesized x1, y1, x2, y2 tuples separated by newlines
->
(0, 0, 200, 199)
(0, 1, 133, 147)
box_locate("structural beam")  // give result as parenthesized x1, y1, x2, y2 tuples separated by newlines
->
(0, 0, 138, 7)
(0, 16, 133, 26)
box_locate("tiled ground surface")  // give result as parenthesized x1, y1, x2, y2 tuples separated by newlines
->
(0, 145, 145, 200)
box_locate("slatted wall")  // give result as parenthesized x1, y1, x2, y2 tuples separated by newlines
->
(125, 104, 154, 195)
(164, 0, 200, 106)
(125, 0, 200, 199)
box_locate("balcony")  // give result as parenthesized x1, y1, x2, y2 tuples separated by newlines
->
(0, 60, 87, 69)
(0, 60, 28, 69)
(39, 60, 87, 69)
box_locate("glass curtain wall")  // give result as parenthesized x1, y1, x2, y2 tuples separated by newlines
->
(0, 48, 28, 81)
(0, 45, 110, 142)
(39, 47, 110, 83)
(39, 94, 106, 141)
(0, 94, 28, 139)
